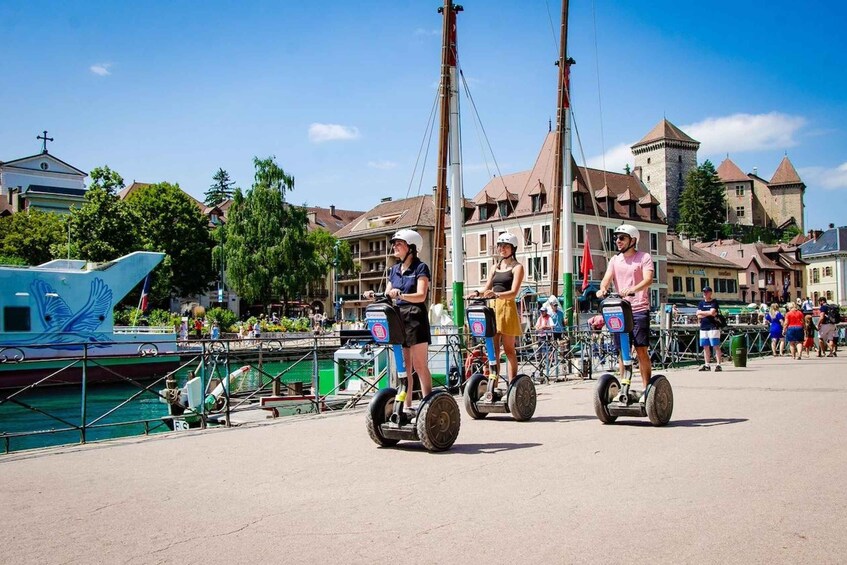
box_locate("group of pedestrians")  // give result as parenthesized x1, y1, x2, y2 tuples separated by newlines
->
(765, 297, 840, 359)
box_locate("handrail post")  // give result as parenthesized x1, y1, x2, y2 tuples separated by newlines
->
(313, 335, 321, 414)
(80, 343, 88, 444)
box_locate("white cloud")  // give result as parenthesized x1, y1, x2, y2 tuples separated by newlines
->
(585, 142, 633, 174)
(683, 112, 806, 155)
(799, 163, 847, 190)
(308, 123, 360, 143)
(367, 160, 398, 170)
(89, 63, 112, 76)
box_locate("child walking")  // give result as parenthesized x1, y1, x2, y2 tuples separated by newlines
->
(802, 314, 817, 358)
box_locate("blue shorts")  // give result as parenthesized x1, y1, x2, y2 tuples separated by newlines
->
(699, 329, 721, 347)
(612, 310, 651, 351)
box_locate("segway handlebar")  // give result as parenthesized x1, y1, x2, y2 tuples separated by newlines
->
(363, 291, 393, 305)
(598, 291, 636, 300)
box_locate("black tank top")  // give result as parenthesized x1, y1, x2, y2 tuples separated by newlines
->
(492, 269, 514, 292)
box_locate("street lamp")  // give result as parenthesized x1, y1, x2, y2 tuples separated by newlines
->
(211, 216, 225, 307)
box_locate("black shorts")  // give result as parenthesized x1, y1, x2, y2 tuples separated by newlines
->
(398, 303, 431, 348)
(612, 310, 651, 351)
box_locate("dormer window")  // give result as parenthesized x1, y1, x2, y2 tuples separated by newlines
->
(629, 203, 637, 217)
(574, 193, 584, 210)
(498, 201, 510, 218)
(530, 194, 546, 213)
(480, 206, 489, 220)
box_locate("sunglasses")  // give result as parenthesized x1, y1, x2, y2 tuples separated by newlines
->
(614, 234, 630, 241)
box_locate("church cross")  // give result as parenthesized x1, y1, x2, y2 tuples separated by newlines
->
(37, 130, 54, 153)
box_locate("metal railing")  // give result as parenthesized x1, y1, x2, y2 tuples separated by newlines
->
(1, 324, 778, 453)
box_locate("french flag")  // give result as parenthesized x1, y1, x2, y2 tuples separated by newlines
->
(140, 274, 152, 312)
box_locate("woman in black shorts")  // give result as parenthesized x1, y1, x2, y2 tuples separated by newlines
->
(366, 229, 431, 413)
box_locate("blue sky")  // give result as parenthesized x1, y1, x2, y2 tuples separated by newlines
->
(2, 1, 845, 230)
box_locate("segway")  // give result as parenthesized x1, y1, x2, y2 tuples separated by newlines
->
(463, 298, 537, 421)
(593, 293, 673, 426)
(364, 295, 461, 452)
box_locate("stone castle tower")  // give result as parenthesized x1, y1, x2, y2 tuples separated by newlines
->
(716, 155, 805, 232)
(630, 119, 699, 228)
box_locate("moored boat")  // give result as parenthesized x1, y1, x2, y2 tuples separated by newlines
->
(0, 251, 180, 389)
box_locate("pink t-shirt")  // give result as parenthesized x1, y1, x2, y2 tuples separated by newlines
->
(608, 251, 654, 313)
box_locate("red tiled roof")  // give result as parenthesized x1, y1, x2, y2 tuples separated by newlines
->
(616, 188, 637, 203)
(632, 119, 699, 148)
(307, 205, 365, 234)
(717, 158, 749, 182)
(770, 156, 803, 185)
(463, 132, 664, 225)
(333, 195, 435, 239)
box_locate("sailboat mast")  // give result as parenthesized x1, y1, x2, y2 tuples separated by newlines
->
(550, 0, 574, 324)
(432, 0, 461, 308)
(448, 10, 465, 327)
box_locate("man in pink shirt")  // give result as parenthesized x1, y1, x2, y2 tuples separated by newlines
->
(596, 224, 655, 393)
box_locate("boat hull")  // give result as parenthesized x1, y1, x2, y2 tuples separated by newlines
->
(0, 355, 181, 390)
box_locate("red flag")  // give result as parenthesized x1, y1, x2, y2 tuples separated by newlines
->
(581, 237, 594, 291)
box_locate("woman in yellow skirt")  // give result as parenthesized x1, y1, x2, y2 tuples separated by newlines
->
(469, 232, 525, 381)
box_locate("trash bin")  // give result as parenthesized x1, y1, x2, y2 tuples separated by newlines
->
(730, 334, 748, 368)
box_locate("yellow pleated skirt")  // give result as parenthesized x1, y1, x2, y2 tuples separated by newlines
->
(494, 298, 522, 337)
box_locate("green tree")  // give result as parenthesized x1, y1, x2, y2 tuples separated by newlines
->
(64, 185, 139, 262)
(124, 182, 214, 304)
(0, 254, 27, 266)
(205, 168, 235, 207)
(677, 160, 726, 241)
(0, 209, 67, 265)
(307, 228, 354, 280)
(88, 165, 125, 195)
(225, 157, 315, 306)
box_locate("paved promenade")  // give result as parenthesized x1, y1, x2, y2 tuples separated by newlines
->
(2, 354, 846, 564)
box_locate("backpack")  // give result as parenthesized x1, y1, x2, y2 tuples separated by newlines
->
(827, 306, 842, 325)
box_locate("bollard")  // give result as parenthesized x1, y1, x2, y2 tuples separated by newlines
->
(731, 334, 748, 368)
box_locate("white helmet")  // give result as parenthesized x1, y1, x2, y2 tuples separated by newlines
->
(390, 229, 423, 253)
(547, 295, 560, 307)
(613, 224, 639, 240)
(496, 232, 519, 249)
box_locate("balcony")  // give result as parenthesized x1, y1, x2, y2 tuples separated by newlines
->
(360, 249, 387, 259)
(307, 289, 329, 299)
(360, 270, 384, 280)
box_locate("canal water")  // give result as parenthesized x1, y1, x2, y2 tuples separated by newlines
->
(1, 359, 337, 453)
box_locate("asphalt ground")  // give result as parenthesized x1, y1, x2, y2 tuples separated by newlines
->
(2, 354, 845, 564)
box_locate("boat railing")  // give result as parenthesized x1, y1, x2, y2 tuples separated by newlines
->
(114, 326, 176, 334)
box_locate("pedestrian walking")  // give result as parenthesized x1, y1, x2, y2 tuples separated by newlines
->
(817, 297, 839, 356)
(697, 286, 723, 371)
(802, 314, 817, 358)
(765, 303, 785, 356)
(783, 303, 805, 359)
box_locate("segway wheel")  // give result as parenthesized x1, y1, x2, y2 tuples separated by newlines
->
(463, 373, 489, 419)
(507, 374, 537, 421)
(593, 373, 620, 424)
(645, 374, 673, 427)
(365, 387, 400, 447)
(417, 391, 461, 452)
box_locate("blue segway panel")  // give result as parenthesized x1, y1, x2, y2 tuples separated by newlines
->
(467, 303, 496, 338)
(600, 297, 634, 333)
(365, 302, 405, 344)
